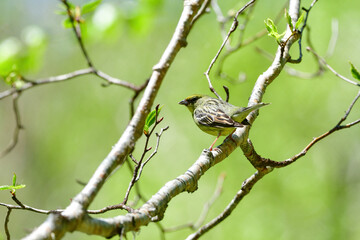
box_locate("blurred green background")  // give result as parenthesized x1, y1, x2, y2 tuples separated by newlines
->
(1, 0, 360, 239)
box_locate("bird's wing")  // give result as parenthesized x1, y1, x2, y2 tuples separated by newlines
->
(194, 108, 243, 128)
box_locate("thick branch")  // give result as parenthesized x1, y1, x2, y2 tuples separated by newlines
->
(24, 0, 205, 239)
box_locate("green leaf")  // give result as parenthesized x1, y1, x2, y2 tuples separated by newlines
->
(350, 62, 360, 81)
(82, 0, 102, 15)
(285, 9, 293, 31)
(0, 185, 12, 191)
(143, 105, 163, 135)
(12, 173, 16, 186)
(295, 12, 305, 29)
(12, 184, 26, 190)
(264, 18, 277, 34)
(0, 185, 26, 191)
(0, 173, 26, 192)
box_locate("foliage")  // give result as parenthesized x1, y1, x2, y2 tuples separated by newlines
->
(0, 173, 26, 194)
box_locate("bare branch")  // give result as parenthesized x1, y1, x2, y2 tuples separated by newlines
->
(0, 92, 22, 158)
(87, 204, 134, 214)
(0, 68, 146, 102)
(307, 47, 360, 87)
(136, 126, 169, 181)
(0, 202, 61, 215)
(123, 105, 168, 205)
(191, 0, 211, 25)
(288, 0, 319, 63)
(204, 0, 256, 99)
(125, 158, 147, 207)
(0, 200, 135, 215)
(0, 68, 87, 100)
(61, 0, 94, 68)
(223, 86, 229, 102)
(216, 1, 286, 82)
(5, 208, 11, 240)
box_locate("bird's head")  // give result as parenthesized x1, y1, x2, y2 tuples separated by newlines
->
(179, 94, 205, 113)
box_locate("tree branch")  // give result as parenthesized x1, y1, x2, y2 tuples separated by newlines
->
(0, 92, 22, 158)
(5, 208, 11, 240)
(61, 0, 94, 68)
(307, 47, 360, 87)
(24, 0, 206, 239)
(43, 1, 302, 238)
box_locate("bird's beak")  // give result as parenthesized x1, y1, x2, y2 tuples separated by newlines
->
(178, 99, 188, 106)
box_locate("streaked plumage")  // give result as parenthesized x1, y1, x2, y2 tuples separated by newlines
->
(179, 94, 269, 150)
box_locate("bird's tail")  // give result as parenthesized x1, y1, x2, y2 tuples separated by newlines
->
(233, 102, 270, 122)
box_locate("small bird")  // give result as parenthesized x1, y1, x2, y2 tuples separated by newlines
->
(179, 94, 269, 150)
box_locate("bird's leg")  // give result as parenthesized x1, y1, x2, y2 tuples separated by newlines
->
(209, 133, 221, 151)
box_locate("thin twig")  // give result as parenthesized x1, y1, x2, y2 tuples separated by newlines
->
(307, 47, 360, 87)
(0, 68, 90, 100)
(216, 1, 286, 82)
(0, 68, 143, 101)
(289, 0, 319, 63)
(286, 25, 324, 78)
(125, 156, 147, 207)
(191, 0, 211, 25)
(96, 70, 140, 90)
(0, 202, 61, 214)
(136, 126, 169, 181)
(255, 43, 323, 79)
(5, 208, 11, 240)
(0, 92, 22, 158)
(61, 0, 94, 68)
(123, 106, 167, 205)
(87, 204, 134, 214)
(0, 201, 134, 215)
(223, 86, 229, 102)
(11, 194, 25, 208)
(205, 0, 256, 99)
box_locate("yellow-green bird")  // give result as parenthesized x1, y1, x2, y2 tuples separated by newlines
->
(179, 94, 269, 150)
